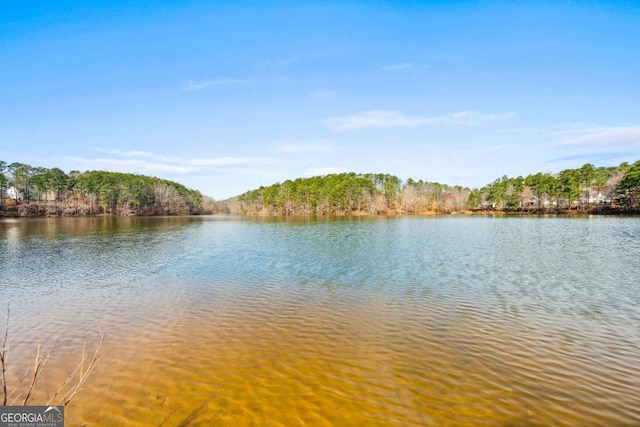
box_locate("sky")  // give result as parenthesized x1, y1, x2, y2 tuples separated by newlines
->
(1, 1, 639, 199)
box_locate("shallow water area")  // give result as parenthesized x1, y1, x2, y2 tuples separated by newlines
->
(1, 216, 639, 426)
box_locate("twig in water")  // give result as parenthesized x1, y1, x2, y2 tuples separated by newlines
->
(1, 302, 104, 407)
(1, 302, 9, 406)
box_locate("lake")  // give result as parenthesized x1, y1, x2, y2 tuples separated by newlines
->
(1, 216, 639, 426)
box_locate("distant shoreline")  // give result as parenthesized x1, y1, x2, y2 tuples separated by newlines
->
(3, 160, 639, 218)
(2, 203, 639, 219)
(0, 202, 202, 218)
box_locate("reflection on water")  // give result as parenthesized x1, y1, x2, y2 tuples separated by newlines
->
(1, 216, 639, 426)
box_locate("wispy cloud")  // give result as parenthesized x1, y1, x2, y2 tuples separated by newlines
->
(190, 157, 272, 166)
(447, 111, 515, 124)
(551, 151, 637, 163)
(492, 121, 640, 169)
(381, 62, 428, 71)
(182, 78, 246, 91)
(508, 123, 640, 149)
(325, 110, 514, 131)
(382, 63, 412, 71)
(278, 140, 334, 154)
(556, 125, 640, 148)
(302, 166, 348, 177)
(57, 156, 200, 174)
(254, 57, 297, 68)
(326, 110, 422, 130)
(56, 150, 274, 176)
(95, 148, 156, 157)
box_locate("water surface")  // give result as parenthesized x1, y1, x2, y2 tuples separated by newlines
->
(1, 216, 639, 426)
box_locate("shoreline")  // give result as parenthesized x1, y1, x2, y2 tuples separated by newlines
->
(2, 211, 640, 219)
(231, 205, 640, 217)
(2, 203, 639, 219)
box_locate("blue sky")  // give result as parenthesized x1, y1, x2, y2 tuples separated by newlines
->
(1, 1, 639, 198)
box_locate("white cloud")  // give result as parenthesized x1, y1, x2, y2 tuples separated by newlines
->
(382, 63, 412, 71)
(557, 125, 640, 147)
(496, 127, 541, 135)
(182, 78, 245, 91)
(302, 166, 348, 176)
(381, 62, 429, 71)
(447, 111, 515, 124)
(325, 110, 423, 130)
(278, 140, 334, 153)
(507, 123, 640, 150)
(57, 156, 200, 174)
(191, 157, 272, 166)
(53, 150, 274, 177)
(254, 57, 297, 68)
(95, 148, 156, 157)
(325, 110, 514, 131)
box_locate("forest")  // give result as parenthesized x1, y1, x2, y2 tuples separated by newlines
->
(214, 160, 640, 216)
(0, 161, 204, 216)
(2, 159, 639, 217)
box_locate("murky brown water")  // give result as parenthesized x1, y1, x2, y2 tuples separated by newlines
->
(1, 216, 639, 426)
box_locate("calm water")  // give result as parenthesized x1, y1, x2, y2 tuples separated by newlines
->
(1, 216, 639, 426)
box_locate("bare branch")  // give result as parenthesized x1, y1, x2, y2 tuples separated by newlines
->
(1, 303, 103, 407)
(22, 344, 54, 405)
(8, 352, 46, 405)
(47, 330, 104, 406)
(63, 330, 104, 406)
(46, 362, 83, 406)
(1, 302, 9, 406)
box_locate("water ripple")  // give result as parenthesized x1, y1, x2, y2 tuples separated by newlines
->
(1, 216, 639, 426)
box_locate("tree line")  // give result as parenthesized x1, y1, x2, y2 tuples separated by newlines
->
(0, 161, 204, 216)
(217, 173, 470, 215)
(468, 160, 640, 212)
(214, 160, 640, 216)
(3, 159, 638, 217)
